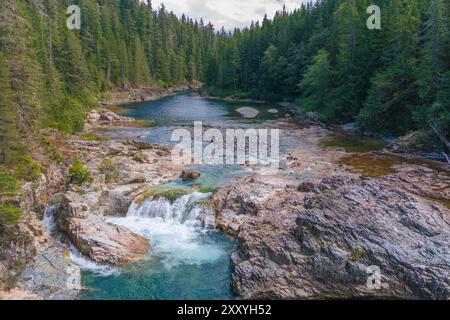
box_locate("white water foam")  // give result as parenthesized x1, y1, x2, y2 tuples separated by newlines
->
(108, 192, 225, 269)
(44, 205, 59, 236)
(44, 205, 120, 277)
(69, 245, 120, 277)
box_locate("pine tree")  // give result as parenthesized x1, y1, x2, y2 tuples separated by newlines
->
(298, 49, 333, 119)
(0, 55, 22, 165)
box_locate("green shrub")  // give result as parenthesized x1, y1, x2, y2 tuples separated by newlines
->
(0, 165, 21, 226)
(99, 159, 119, 183)
(132, 150, 145, 163)
(40, 138, 64, 163)
(16, 155, 42, 182)
(0, 165, 19, 197)
(69, 159, 93, 185)
(349, 248, 367, 262)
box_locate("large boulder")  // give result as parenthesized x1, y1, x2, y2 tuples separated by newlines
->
(50, 194, 150, 265)
(180, 170, 201, 180)
(218, 173, 450, 300)
(236, 107, 260, 119)
(86, 109, 134, 127)
(20, 243, 81, 300)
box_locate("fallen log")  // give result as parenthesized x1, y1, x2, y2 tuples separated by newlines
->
(431, 124, 450, 152)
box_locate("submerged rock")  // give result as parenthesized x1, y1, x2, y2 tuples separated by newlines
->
(236, 107, 260, 119)
(181, 170, 201, 180)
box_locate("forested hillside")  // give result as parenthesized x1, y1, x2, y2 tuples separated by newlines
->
(207, 0, 450, 136)
(0, 0, 216, 166)
(0, 0, 449, 168)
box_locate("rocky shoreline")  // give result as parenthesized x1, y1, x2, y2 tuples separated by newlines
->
(0, 109, 186, 299)
(102, 84, 200, 106)
(212, 122, 450, 299)
(1, 101, 449, 300)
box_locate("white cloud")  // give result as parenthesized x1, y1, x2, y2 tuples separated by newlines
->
(151, 0, 308, 30)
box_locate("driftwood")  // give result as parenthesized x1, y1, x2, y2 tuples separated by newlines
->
(443, 152, 450, 164)
(418, 152, 450, 163)
(431, 124, 450, 151)
(430, 124, 450, 164)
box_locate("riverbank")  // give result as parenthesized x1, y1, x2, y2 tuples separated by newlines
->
(0, 108, 188, 299)
(1, 94, 449, 300)
(211, 120, 449, 299)
(102, 83, 201, 106)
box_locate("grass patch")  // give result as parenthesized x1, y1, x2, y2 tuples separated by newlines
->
(16, 155, 42, 182)
(136, 186, 192, 205)
(79, 133, 109, 142)
(129, 119, 155, 128)
(197, 186, 219, 194)
(0, 202, 21, 227)
(349, 248, 367, 262)
(69, 159, 93, 186)
(98, 159, 119, 183)
(0, 165, 21, 226)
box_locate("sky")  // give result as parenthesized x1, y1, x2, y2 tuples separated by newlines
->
(151, 0, 308, 30)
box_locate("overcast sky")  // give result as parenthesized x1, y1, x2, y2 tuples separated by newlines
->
(152, 0, 308, 30)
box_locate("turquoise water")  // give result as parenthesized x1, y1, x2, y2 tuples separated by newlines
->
(79, 94, 286, 300)
(81, 233, 233, 300)
(122, 94, 282, 127)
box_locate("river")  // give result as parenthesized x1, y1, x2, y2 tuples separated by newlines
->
(80, 94, 286, 300)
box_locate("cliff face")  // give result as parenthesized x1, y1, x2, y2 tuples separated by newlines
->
(0, 159, 74, 296)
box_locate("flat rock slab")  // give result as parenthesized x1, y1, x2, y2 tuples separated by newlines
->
(20, 244, 81, 300)
(51, 194, 151, 266)
(236, 107, 259, 119)
(62, 214, 151, 265)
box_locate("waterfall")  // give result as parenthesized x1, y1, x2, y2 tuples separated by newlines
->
(43, 204, 119, 277)
(108, 192, 225, 269)
(127, 192, 216, 230)
(69, 245, 119, 277)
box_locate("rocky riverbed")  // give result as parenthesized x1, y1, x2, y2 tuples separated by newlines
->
(0, 109, 185, 299)
(212, 121, 450, 299)
(1, 102, 449, 300)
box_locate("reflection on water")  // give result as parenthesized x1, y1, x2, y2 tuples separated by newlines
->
(121, 94, 282, 127)
(321, 134, 386, 153)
